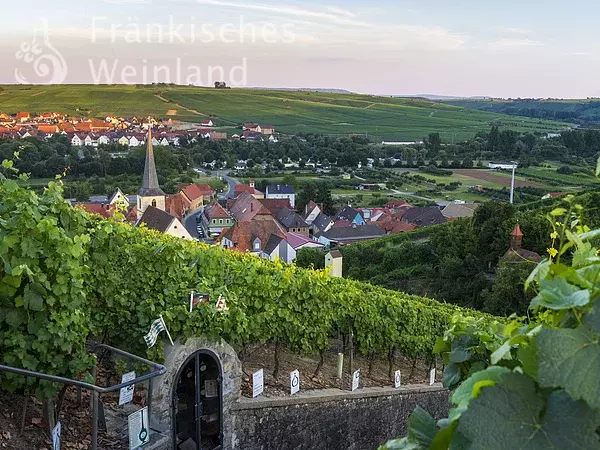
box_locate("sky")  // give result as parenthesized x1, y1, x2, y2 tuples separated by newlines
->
(0, 0, 598, 97)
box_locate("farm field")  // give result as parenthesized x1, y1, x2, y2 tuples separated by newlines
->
(453, 169, 544, 188)
(0, 84, 569, 141)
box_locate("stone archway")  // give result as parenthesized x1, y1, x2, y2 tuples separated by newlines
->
(150, 336, 241, 449)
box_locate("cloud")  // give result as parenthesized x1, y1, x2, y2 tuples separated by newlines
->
(494, 27, 532, 35)
(489, 38, 544, 50)
(326, 6, 357, 18)
(193, 0, 371, 27)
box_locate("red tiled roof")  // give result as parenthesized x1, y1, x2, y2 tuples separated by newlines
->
(37, 125, 59, 133)
(235, 184, 263, 196)
(221, 217, 286, 253)
(76, 203, 116, 219)
(180, 183, 215, 202)
(204, 201, 230, 220)
(228, 192, 272, 222)
(259, 198, 292, 215)
(385, 200, 412, 209)
(332, 220, 352, 228)
(16, 112, 30, 119)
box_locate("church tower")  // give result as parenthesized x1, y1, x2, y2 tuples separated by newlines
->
(137, 126, 166, 220)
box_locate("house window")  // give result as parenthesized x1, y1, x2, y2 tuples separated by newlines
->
(219, 219, 223, 224)
(152, 200, 157, 208)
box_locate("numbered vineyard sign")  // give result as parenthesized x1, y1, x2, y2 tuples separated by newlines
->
(351, 369, 360, 392)
(429, 368, 436, 386)
(394, 370, 401, 389)
(252, 369, 264, 398)
(119, 371, 136, 406)
(290, 370, 300, 395)
(128, 407, 150, 449)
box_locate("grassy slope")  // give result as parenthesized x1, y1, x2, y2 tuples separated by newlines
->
(444, 98, 600, 123)
(0, 85, 567, 141)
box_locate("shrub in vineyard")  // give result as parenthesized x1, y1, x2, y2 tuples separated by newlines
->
(382, 195, 600, 449)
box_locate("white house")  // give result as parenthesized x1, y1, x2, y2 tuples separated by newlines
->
(84, 135, 95, 147)
(265, 184, 295, 208)
(129, 136, 141, 147)
(98, 135, 110, 145)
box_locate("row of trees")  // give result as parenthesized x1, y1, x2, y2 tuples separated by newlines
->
(2, 128, 600, 187)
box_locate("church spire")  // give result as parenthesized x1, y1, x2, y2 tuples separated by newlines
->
(138, 126, 164, 196)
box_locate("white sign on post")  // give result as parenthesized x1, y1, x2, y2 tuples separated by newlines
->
(394, 370, 402, 389)
(119, 371, 136, 406)
(128, 407, 150, 450)
(351, 369, 360, 392)
(51, 422, 61, 450)
(252, 369, 264, 398)
(290, 370, 300, 395)
(429, 368, 436, 386)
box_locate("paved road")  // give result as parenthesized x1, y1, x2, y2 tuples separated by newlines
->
(213, 171, 240, 200)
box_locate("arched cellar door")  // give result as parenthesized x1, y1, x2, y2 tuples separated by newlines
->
(172, 351, 223, 450)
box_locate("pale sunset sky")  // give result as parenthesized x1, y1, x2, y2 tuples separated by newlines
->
(0, 0, 597, 97)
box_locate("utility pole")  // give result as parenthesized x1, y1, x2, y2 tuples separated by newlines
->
(510, 162, 518, 204)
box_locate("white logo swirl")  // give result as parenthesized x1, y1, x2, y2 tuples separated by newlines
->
(14, 19, 67, 84)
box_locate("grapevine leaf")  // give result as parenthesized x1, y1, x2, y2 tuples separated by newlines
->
(530, 278, 590, 310)
(430, 421, 457, 450)
(379, 438, 420, 450)
(449, 366, 511, 422)
(583, 299, 600, 334)
(442, 363, 461, 389)
(458, 373, 600, 449)
(517, 338, 539, 381)
(406, 407, 437, 449)
(23, 286, 43, 311)
(538, 327, 600, 409)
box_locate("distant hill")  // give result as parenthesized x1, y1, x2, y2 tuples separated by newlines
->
(0, 84, 567, 141)
(248, 87, 354, 94)
(444, 98, 600, 126)
(396, 94, 492, 101)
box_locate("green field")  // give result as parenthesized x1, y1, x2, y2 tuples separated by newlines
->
(0, 85, 569, 141)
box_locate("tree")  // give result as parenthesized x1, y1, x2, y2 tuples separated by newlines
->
(482, 256, 536, 316)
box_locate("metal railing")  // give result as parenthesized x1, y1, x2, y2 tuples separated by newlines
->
(0, 344, 166, 450)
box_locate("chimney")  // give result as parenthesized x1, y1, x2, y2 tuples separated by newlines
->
(250, 180, 255, 188)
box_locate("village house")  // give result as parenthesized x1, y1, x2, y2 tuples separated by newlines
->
(315, 224, 386, 247)
(138, 206, 192, 240)
(401, 207, 447, 227)
(441, 202, 480, 220)
(180, 183, 215, 211)
(274, 209, 310, 236)
(335, 205, 366, 226)
(202, 201, 234, 236)
(265, 184, 296, 208)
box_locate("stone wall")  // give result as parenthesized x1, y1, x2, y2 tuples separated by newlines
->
(230, 385, 450, 450)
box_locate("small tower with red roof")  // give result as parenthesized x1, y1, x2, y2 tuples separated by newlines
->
(510, 224, 524, 250)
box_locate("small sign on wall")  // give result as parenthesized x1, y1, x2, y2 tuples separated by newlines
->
(290, 370, 300, 395)
(429, 368, 436, 386)
(351, 369, 360, 392)
(128, 407, 150, 450)
(119, 371, 136, 406)
(252, 369, 264, 398)
(394, 370, 402, 389)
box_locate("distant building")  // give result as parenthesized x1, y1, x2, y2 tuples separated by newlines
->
(234, 181, 264, 199)
(266, 184, 295, 208)
(315, 224, 386, 247)
(505, 224, 541, 262)
(138, 206, 192, 240)
(442, 203, 480, 220)
(335, 206, 366, 226)
(402, 207, 447, 227)
(202, 201, 234, 236)
(136, 128, 166, 220)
